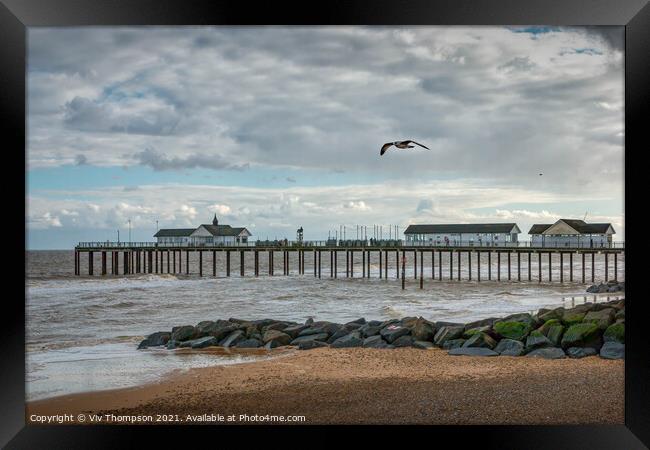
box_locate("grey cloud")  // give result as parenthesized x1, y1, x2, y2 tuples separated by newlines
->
(286, 177, 296, 183)
(498, 56, 536, 72)
(416, 199, 433, 212)
(134, 148, 250, 172)
(74, 154, 88, 165)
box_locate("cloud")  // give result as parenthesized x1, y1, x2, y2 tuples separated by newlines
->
(286, 177, 296, 183)
(133, 148, 250, 171)
(74, 154, 88, 165)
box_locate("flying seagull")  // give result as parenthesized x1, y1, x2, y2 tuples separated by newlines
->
(380, 140, 430, 156)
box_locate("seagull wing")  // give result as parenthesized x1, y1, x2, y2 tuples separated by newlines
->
(380, 142, 393, 155)
(406, 140, 430, 150)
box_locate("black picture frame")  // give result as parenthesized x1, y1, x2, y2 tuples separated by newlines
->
(3, 0, 648, 447)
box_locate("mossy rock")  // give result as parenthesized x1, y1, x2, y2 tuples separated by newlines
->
(537, 319, 561, 336)
(561, 323, 602, 349)
(562, 311, 586, 327)
(583, 308, 616, 330)
(463, 326, 491, 339)
(462, 332, 497, 349)
(546, 325, 565, 346)
(603, 322, 624, 344)
(493, 321, 531, 341)
(525, 330, 553, 352)
(538, 307, 564, 323)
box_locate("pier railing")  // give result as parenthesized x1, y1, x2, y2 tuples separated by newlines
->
(76, 240, 625, 250)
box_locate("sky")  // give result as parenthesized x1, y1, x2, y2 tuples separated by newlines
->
(27, 26, 624, 249)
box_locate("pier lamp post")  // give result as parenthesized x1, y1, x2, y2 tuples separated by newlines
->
(128, 219, 131, 243)
(117, 229, 120, 244)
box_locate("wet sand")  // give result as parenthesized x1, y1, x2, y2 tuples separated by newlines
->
(26, 348, 624, 425)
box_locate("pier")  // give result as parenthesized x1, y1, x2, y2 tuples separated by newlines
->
(74, 241, 624, 288)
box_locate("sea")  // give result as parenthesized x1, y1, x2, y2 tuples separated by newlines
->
(26, 249, 624, 401)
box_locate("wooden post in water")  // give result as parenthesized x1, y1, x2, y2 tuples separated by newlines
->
(438, 251, 442, 280)
(314, 250, 317, 277)
(605, 252, 609, 281)
(379, 250, 382, 278)
(591, 253, 595, 282)
(167, 250, 170, 273)
(457, 250, 461, 281)
(582, 252, 585, 283)
(396, 250, 399, 279)
(225, 250, 230, 277)
(401, 250, 405, 290)
(419, 250, 423, 289)
(101, 251, 107, 275)
(517, 252, 521, 281)
(488, 251, 492, 280)
(432, 251, 435, 279)
(614, 253, 617, 281)
(213, 250, 216, 276)
(414, 250, 417, 280)
(241, 250, 245, 277)
(350, 250, 354, 278)
(186, 250, 189, 275)
(89, 251, 94, 275)
(334, 250, 337, 278)
(548, 252, 552, 282)
(362, 251, 366, 278)
(198, 251, 202, 277)
(477, 251, 481, 282)
(282, 250, 286, 276)
(528, 252, 531, 281)
(330, 251, 334, 277)
(538, 252, 541, 282)
(559, 253, 563, 283)
(177, 250, 181, 274)
(318, 250, 322, 279)
(385, 250, 388, 279)
(507, 252, 511, 281)
(468, 251, 472, 281)
(449, 250, 453, 280)
(569, 252, 573, 282)
(155, 251, 158, 274)
(123, 251, 128, 274)
(497, 252, 501, 281)
(254, 250, 259, 276)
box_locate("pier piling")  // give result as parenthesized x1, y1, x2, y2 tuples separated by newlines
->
(88, 251, 94, 275)
(419, 250, 423, 289)
(101, 251, 107, 275)
(199, 251, 203, 277)
(605, 252, 609, 281)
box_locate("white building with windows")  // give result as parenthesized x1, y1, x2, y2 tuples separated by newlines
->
(404, 223, 521, 246)
(528, 219, 615, 248)
(154, 215, 252, 245)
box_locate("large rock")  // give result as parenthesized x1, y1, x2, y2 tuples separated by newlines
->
(298, 322, 341, 337)
(262, 330, 292, 347)
(298, 340, 329, 350)
(615, 308, 625, 321)
(392, 335, 415, 348)
(525, 330, 554, 352)
(363, 335, 389, 349)
(600, 342, 624, 360)
(463, 326, 492, 339)
(464, 317, 498, 331)
(448, 347, 498, 357)
(219, 330, 245, 348)
(462, 332, 497, 349)
(433, 326, 465, 346)
(380, 324, 411, 343)
(262, 322, 291, 333)
(331, 331, 363, 348)
(138, 331, 171, 349)
(282, 324, 310, 339)
(493, 321, 531, 341)
(537, 319, 562, 336)
(561, 310, 586, 327)
(583, 308, 616, 330)
(442, 338, 465, 350)
(200, 321, 241, 341)
(538, 307, 565, 323)
(400, 317, 419, 327)
(561, 323, 602, 349)
(290, 333, 330, 345)
(603, 322, 625, 344)
(188, 336, 219, 349)
(413, 340, 435, 349)
(346, 318, 366, 325)
(497, 313, 536, 328)
(171, 325, 196, 342)
(546, 325, 565, 346)
(359, 324, 382, 338)
(236, 338, 262, 348)
(494, 338, 524, 356)
(526, 347, 566, 359)
(434, 321, 464, 329)
(567, 347, 598, 358)
(410, 318, 436, 341)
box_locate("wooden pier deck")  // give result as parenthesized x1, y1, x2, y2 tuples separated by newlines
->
(73, 242, 624, 287)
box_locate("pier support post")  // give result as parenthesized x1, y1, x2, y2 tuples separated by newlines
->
(591, 253, 595, 282)
(241, 250, 245, 277)
(155, 251, 158, 274)
(449, 250, 453, 280)
(362, 251, 366, 278)
(74, 250, 78, 275)
(89, 251, 94, 275)
(614, 253, 617, 281)
(199, 251, 203, 277)
(269, 251, 272, 276)
(396, 251, 399, 279)
(346, 251, 349, 277)
(318, 251, 321, 279)
(605, 252, 609, 281)
(186, 250, 189, 275)
(507, 252, 511, 281)
(211, 250, 215, 277)
(528, 252, 531, 281)
(488, 251, 492, 280)
(101, 251, 107, 275)
(314, 250, 317, 277)
(548, 253, 552, 282)
(560, 253, 563, 283)
(401, 250, 405, 290)
(167, 250, 170, 273)
(457, 250, 461, 281)
(497, 252, 500, 281)
(432, 251, 435, 279)
(414, 250, 417, 280)
(477, 251, 481, 282)
(538, 252, 541, 283)
(517, 252, 521, 281)
(582, 252, 585, 283)
(438, 251, 442, 280)
(178, 250, 181, 274)
(350, 250, 354, 278)
(330, 251, 334, 278)
(569, 252, 573, 282)
(334, 250, 337, 278)
(468, 251, 472, 281)
(385, 250, 388, 278)
(419, 250, 423, 289)
(379, 250, 382, 278)
(124, 251, 128, 275)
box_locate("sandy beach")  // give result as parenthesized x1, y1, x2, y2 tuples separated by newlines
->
(26, 347, 624, 425)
